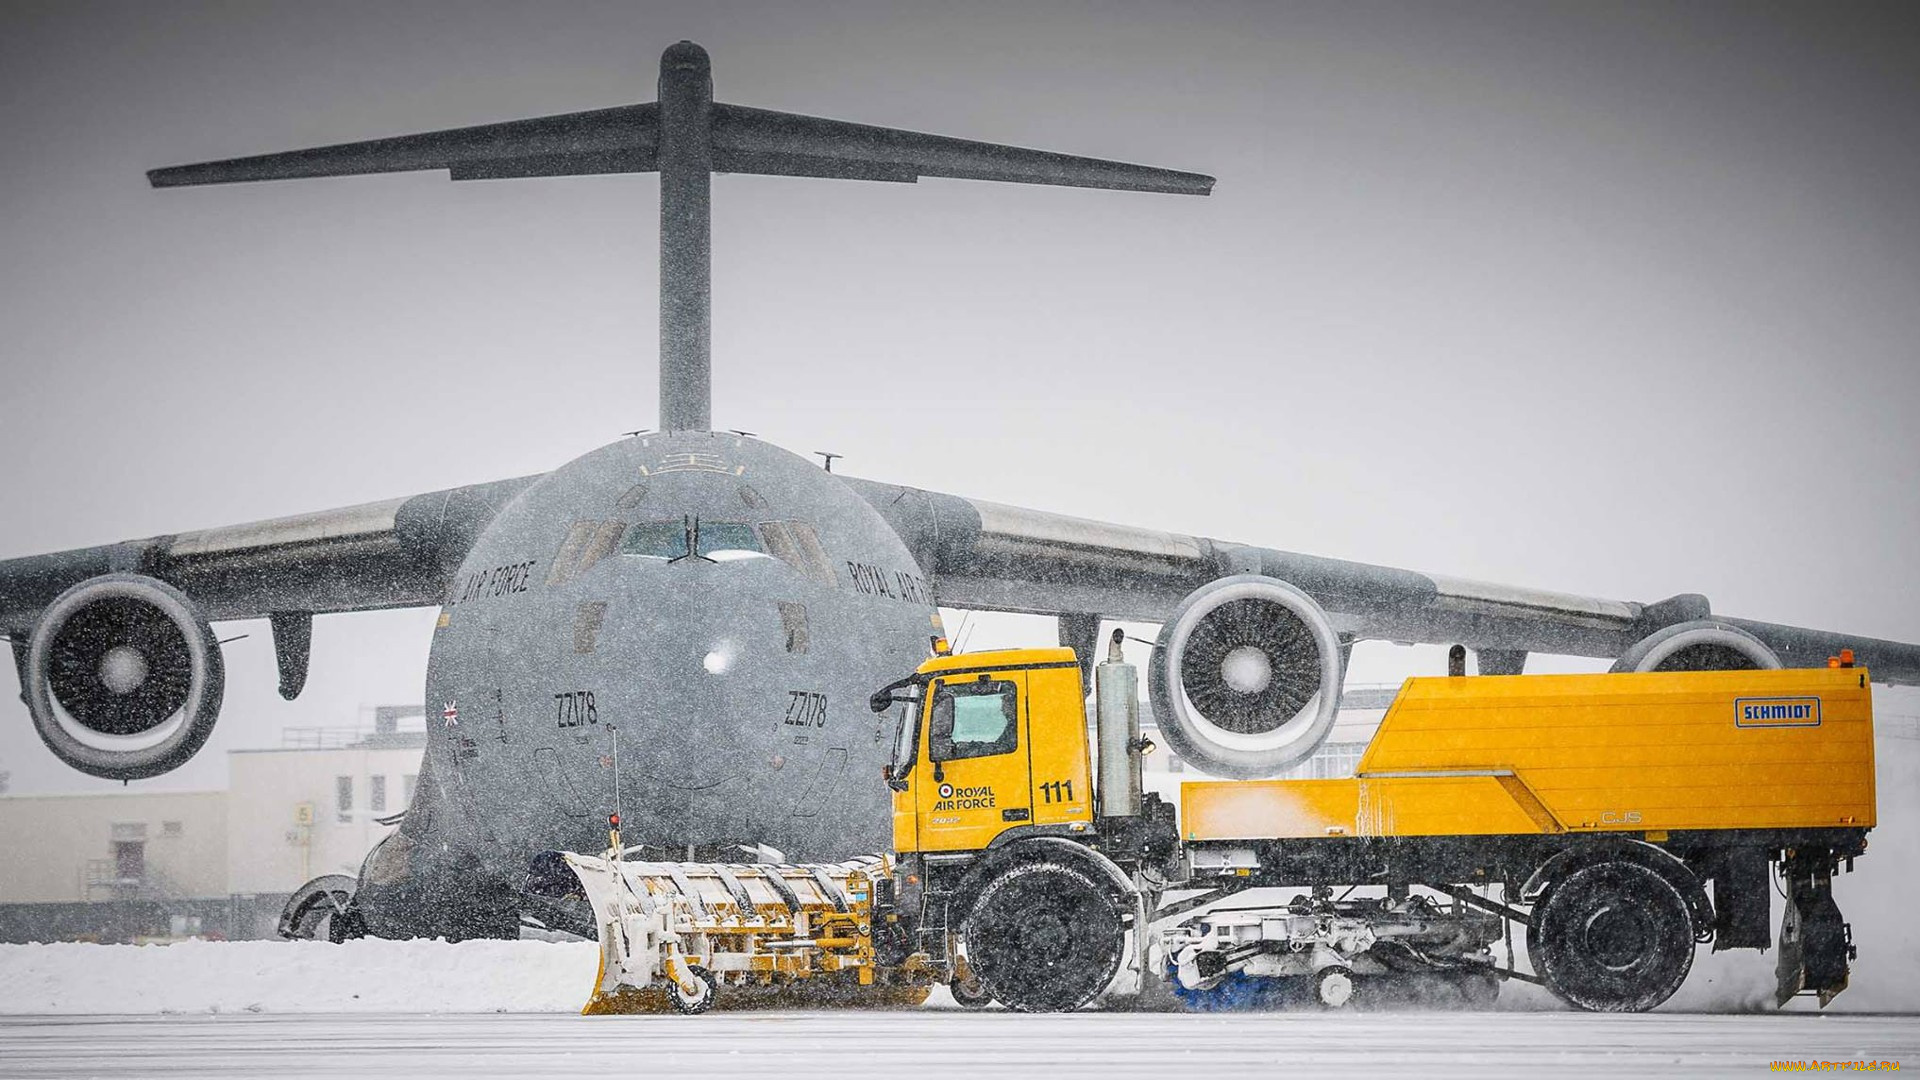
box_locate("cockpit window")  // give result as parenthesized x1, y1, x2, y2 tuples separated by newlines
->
(698, 522, 764, 558)
(548, 520, 625, 586)
(620, 521, 767, 561)
(759, 520, 835, 585)
(622, 522, 688, 560)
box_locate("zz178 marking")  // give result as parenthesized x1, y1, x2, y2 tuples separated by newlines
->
(555, 690, 598, 728)
(784, 691, 827, 728)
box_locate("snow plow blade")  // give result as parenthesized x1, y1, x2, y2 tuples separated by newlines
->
(557, 850, 931, 1015)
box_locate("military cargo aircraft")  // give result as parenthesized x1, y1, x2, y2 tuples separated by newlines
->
(5, 42, 1917, 940)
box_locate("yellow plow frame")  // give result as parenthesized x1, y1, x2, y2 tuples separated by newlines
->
(564, 851, 931, 1014)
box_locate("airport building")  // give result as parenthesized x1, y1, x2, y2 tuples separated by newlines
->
(0, 707, 425, 943)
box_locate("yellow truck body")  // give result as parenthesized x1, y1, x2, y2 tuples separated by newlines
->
(1183, 666, 1875, 841)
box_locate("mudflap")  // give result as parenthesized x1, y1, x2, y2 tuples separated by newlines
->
(1775, 860, 1855, 1008)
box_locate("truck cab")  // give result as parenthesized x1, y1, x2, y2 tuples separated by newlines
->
(884, 648, 1095, 855)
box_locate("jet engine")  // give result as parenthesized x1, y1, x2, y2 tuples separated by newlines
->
(22, 573, 225, 780)
(1610, 619, 1782, 674)
(1149, 575, 1343, 779)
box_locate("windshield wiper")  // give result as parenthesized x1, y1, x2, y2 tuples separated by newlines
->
(667, 515, 716, 564)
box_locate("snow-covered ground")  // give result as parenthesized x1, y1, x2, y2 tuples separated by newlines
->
(0, 938, 601, 1015)
(4, 1011, 1917, 1080)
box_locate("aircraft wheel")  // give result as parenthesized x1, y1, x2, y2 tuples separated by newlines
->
(963, 861, 1124, 1012)
(1530, 860, 1694, 1012)
(279, 874, 362, 942)
(668, 964, 717, 1015)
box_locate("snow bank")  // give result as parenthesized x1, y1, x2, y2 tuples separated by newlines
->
(0, 938, 599, 1014)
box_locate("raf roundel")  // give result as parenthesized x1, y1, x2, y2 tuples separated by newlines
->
(938, 783, 955, 800)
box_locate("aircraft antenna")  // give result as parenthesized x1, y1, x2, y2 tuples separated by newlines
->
(145, 42, 1213, 435)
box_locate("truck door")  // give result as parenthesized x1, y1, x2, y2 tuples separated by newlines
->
(914, 672, 1034, 852)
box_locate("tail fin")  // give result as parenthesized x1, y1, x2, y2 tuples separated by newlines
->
(147, 41, 1212, 433)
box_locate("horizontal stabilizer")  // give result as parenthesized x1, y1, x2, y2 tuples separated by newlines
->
(708, 105, 1215, 194)
(148, 104, 659, 187)
(147, 102, 1212, 196)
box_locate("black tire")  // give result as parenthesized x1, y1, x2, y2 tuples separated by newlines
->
(1528, 860, 1694, 1012)
(1313, 965, 1355, 1009)
(668, 964, 717, 1015)
(962, 861, 1125, 1013)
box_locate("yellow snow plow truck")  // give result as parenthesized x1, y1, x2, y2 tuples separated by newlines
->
(547, 633, 1874, 1014)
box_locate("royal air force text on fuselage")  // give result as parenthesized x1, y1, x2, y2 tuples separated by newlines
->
(449, 560, 538, 605)
(845, 561, 933, 605)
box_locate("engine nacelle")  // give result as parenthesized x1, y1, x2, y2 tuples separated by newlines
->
(1149, 575, 1343, 779)
(1610, 619, 1782, 674)
(23, 573, 225, 781)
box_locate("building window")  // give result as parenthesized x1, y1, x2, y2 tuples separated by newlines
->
(1285, 742, 1366, 780)
(336, 775, 354, 824)
(370, 775, 387, 813)
(403, 774, 418, 806)
(113, 841, 145, 883)
(161, 821, 183, 837)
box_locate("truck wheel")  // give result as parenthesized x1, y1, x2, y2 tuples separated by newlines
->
(1314, 965, 1355, 1008)
(1529, 861, 1694, 1012)
(668, 964, 717, 1015)
(963, 861, 1125, 1012)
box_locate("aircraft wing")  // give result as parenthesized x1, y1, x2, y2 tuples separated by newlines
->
(0, 475, 538, 634)
(843, 477, 1920, 685)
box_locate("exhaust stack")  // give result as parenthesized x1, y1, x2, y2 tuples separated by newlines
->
(1095, 627, 1143, 819)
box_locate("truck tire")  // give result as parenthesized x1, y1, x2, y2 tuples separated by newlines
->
(963, 861, 1125, 1012)
(1528, 860, 1694, 1012)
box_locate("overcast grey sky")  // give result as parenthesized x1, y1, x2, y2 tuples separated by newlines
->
(3, 1, 1919, 794)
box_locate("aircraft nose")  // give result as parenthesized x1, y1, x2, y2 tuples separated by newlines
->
(622, 570, 761, 791)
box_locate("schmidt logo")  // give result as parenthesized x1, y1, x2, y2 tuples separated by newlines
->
(1735, 696, 1822, 728)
